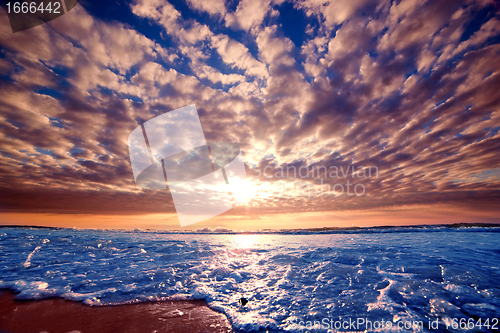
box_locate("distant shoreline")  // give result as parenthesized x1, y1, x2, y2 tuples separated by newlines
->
(1, 222, 499, 234)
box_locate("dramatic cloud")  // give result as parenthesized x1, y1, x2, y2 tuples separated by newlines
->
(186, 0, 226, 17)
(225, 0, 271, 31)
(0, 0, 499, 226)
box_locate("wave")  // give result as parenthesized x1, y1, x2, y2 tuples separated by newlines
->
(1, 226, 499, 332)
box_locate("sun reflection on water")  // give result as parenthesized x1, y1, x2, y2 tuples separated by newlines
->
(233, 234, 258, 248)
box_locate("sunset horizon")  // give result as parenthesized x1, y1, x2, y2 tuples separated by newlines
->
(1, 0, 500, 231)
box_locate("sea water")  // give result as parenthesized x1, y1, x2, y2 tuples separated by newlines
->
(0, 226, 499, 332)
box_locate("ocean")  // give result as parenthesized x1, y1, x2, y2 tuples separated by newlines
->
(0, 226, 499, 332)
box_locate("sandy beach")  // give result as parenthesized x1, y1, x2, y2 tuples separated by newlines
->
(0, 290, 232, 333)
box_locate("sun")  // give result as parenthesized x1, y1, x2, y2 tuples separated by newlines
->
(229, 178, 258, 205)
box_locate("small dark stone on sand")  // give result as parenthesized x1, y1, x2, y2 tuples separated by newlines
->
(240, 298, 248, 306)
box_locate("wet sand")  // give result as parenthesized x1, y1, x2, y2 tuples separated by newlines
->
(0, 290, 232, 333)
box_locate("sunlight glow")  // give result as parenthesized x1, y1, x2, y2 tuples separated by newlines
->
(233, 234, 257, 248)
(229, 178, 259, 205)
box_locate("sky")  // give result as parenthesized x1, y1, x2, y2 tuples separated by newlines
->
(0, 0, 499, 230)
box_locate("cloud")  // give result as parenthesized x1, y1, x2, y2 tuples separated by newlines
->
(297, 0, 385, 27)
(211, 34, 269, 78)
(256, 26, 294, 65)
(0, 0, 499, 222)
(186, 0, 226, 17)
(453, 17, 500, 56)
(193, 64, 247, 85)
(131, 0, 181, 34)
(225, 0, 271, 31)
(131, 0, 214, 45)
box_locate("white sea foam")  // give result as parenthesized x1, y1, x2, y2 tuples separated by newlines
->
(0, 227, 499, 332)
